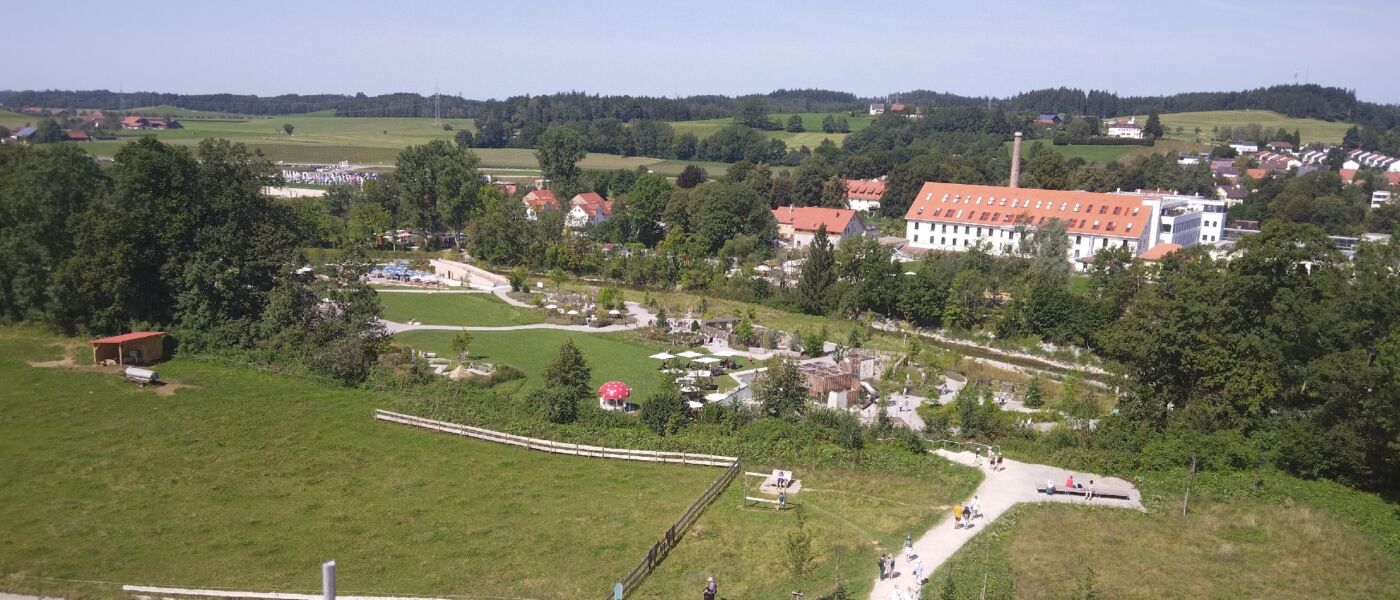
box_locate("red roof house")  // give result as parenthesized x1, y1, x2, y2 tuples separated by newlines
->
(772, 206, 866, 247)
(844, 179, 886, 211)
(567, 192, 614, 227)
(521, 189, 559, 219)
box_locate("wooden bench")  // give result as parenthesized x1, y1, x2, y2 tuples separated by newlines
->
(1038, 486, 1131, 500)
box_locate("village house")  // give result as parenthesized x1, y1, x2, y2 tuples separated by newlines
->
(868, 103, 886, 115)
(1034, 114, 1062, 126)
(772, 206, 866, 248)
(521, 189, 559, 220)
(1106, 118, 1143, 139)
(1228, 140, 1259, 154)
(844, 178, 885, 212)
(565, 192, 613, 228)
(1267, 140, 1294, 153)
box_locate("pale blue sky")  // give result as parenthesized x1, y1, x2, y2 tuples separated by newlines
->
(7, 0, 1400, 102)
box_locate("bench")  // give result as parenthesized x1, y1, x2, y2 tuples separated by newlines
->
(1038, 486, 1131, 500)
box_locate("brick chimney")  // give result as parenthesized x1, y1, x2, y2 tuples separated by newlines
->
(1010, 131, 1023, 188)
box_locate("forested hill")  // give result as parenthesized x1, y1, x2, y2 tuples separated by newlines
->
(4, 84, 1398, 127)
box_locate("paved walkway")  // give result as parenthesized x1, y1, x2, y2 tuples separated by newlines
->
(869, 450, 1142, 600)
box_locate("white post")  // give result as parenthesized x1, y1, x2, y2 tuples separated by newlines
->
(322, 560, 336, 600)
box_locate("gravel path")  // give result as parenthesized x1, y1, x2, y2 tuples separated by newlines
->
(869, 450, 1143, 600)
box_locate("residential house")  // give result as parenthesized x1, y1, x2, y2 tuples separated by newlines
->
(1034, 114, 1062, 126)
(902, 182, 1157, 271)
(63, 131, 89, 142)
(521, 189, 559, 220)
(1347, 149, 1400, 172)
(869, 103, 886, 115)
(772, 206, 866, 248)
(1229, 140, 1260, 154)
(566, 192, 613, 228)
(1217, 185, 1248, 207)
(1106, 119, 1143, 139)
(10, 126, 36, 142)
(120, 116, 148, 129)
(1267, 140, 1295, 153)
(844, 178, 885, 212)
(1372, 191, 1393, 208)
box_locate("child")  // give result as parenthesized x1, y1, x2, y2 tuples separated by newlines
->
(952, 504, 963, 528)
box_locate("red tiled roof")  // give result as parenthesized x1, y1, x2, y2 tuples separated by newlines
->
(1339, 169, 1357, 184)
(772, 206, 860, 234)
(1139, 243, 1182, 261)
(89, 331, 166, 345)
(845, 179, 885, 200)
(1390, 173, 1400, 186)
(571, 192, 611, 216)
(65, 131, 88, 140)
(120, 116, 145, 126)
(904, 182, 1151, 240)
(1244, 168, 1270, 180)
(522, 189, 559, 210)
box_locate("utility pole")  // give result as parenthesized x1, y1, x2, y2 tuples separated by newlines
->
(433, 81, 441, 126)
(1182, 454, 1197, 517)
(322, 561, 336, 600)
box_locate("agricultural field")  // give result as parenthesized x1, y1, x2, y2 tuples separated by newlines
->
(0, 327, 718, 600)
(0, 108, 36, 129)
(932, 473, 1400, 599)
(668, 112, 874, 148)
(127, 104, 252, 119)
(377, 291, 544, 327)
(1010, 138, 1212, 165)
(1125, 110, 1354, 145)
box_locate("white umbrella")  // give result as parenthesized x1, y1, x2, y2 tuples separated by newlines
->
(686, 401, 705, 409)
(694, 357, 721, 364)
(608, 309, 622, 316)
(712, 349, 743, 357)
(545, 304, 558, 309)
(677, 350, 704, 358)
(704, 393, 728, 402)
(649, 352, 676, 360)
(567, 309, 580, 315)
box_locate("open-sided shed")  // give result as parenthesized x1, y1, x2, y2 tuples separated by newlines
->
(90, 332, 166, 365)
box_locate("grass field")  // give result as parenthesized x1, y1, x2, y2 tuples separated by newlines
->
(0, 108, 36, 129)
(1010, 138, 1213, 166)
(1125, 110, 1353, 145)
(377, 291, 544, 327)
(668, 112, 874, 149)
(127, 105, 252, 119)
(930, 470, 1400, 599)
(0, 327, 717, 600)
(392, 329, 705, 402)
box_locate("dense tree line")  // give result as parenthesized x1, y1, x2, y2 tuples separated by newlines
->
(0, 137, 385, 383)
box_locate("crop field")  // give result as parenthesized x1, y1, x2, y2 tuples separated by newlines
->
(668, 112, 873, 148)
(0, 327, 717, 600)
(0, 108, 36, 129)
(377, 291, 544, 327)
(1125, 110, 1353, 145)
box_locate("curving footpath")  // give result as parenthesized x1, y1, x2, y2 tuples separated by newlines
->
(870, 450, 1143, 600)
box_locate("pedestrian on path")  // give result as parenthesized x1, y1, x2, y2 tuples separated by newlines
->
(888, 552, 896, 575)
(702, 576, 717, 600)
(912, 558, 925, 584)
(970, 495, 981, 519)
(878, 554, 886, 580)
(904, 533, 913, 558)
(952, 503, 964, 528)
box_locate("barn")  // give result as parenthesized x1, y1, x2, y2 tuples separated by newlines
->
(89, 332, 166, 365)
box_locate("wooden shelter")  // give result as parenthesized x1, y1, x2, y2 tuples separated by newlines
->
(89, 332, 166, 365)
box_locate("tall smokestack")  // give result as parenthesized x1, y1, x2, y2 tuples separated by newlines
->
(1010, 131, 1023, 188)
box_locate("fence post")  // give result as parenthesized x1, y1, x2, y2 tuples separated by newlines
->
(322, 560, 335, 600)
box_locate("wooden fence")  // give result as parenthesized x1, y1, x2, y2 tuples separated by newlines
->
(609, 461, 740, 599)
(375, 410, 738, 467)
(373, 409, 741, 600)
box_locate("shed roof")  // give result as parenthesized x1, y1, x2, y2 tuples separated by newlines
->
(90, 331, 166, 345)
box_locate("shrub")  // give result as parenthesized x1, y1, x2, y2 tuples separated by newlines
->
(785, 507, 816, 577)
(639, 387, 689, 435)
(895, 427, 926, 455)
(526, 386, 579, 424)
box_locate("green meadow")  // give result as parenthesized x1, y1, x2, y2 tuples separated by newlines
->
(377, 291, 544, 327)
(1126, 109, 1353, 145)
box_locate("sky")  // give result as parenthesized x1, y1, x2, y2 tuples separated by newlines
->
(7, 0, 1400, 103)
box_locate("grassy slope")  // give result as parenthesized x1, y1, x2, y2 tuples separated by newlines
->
(0, 327, 716, 600)
(928, 471, 1400, 599)
(1127, 110, 1353, 145)
(377, 291, 544, 326)
(0, 109, 37, 129)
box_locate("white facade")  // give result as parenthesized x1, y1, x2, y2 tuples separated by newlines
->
(903, 219, 1148, 271)
(1138, 194, 1228, 246)
(1373, 191, 1393, 208)
(1107, 124, 1143, 139)
(1229, 141, 1260, 154)
(847, 198, 881, 212)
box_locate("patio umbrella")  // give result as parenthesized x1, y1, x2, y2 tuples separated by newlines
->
(694, 357, 721, 364)
(609, 309, 622, 316)
(686, 401, 705, 409)
(677, 350, 704, 358)
(649, 352, 676, 360)
(712, 349, 743, 357)
(704, 393, 728, 402)
(545, 304, 558, 309)
(567, 309, 580, 315)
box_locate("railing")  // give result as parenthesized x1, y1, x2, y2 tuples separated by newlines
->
(374, 410, 737, 467)
(609, 462, 740, 599)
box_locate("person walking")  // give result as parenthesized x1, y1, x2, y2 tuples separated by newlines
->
(1087, 479, 1096, 501)
(903, 533, 913, 558)
(703, 576, 717, 600)
(878, 554, 887, 580)
(952, 503, 964, 529)
(970, 495, 981, 519)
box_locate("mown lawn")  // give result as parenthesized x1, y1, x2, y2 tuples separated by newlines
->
(667, 112, 873, 149)
(636, 462, 979, 599)
(377, 291, 543, 326)
(929, 472, 1400, 599)
(393, 329, 678, 402)
(0, 327, 717, 600)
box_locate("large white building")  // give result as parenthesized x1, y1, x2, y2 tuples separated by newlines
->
(902, 183, 1222, 271)
(1106, 118, 1144, 139)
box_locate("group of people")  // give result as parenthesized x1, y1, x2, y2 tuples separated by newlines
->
(1046, 475, 1097, 500)
(279, 168, 381, 187)
(951, 495, 982, 529)
(973, 447, 1006, 471)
